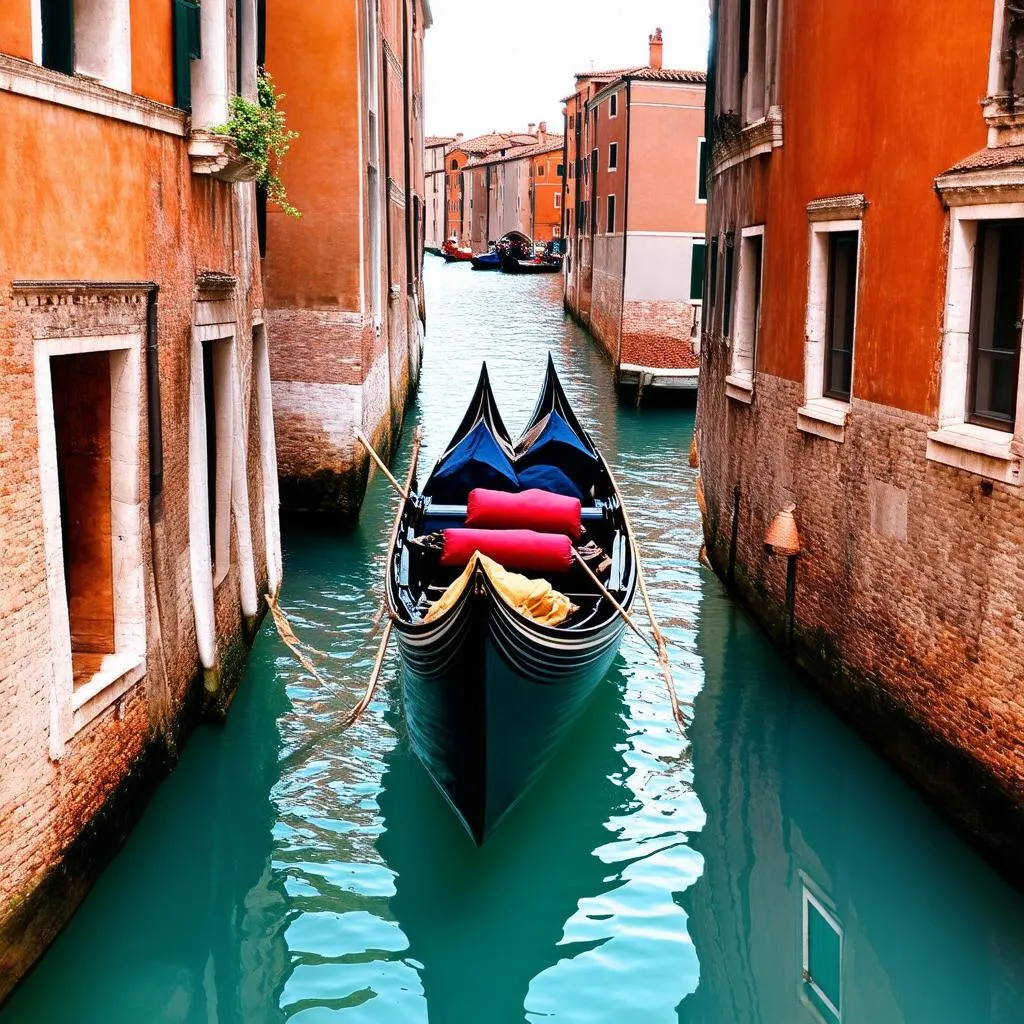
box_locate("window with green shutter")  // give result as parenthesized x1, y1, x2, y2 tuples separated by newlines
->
(802, 888, 842, 1022)
(690, 240, 706, 302)
(41, 0, 74, 75)
(173, 0, 202, 112)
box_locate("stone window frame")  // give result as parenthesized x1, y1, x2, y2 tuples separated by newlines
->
(726, 223, 764, 404)
(801, 884, 843, 1023)
(927, 200, 1024, 485)
(608, 142, 618, 172)
(797, 196, 867, 443)
(31, 0, 133, 91)
(609, 91, 618, 118)
(33, 332, 146, 759)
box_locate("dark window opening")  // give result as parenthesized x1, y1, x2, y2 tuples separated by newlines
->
(51, 351, 115, 684)
(722, 233, 735, 336)
(41, 0, 74, 75)
(969, 219, 1024, 428)
(450, 158, 458, 170)
(690, 241, 707, 303)
(610, 93, 618, 117)
(609, 143, 618, 170)
(709, 237, 719, 310)
(824, 231, 859, 401)
(698, 139, 708, 201)
(257, 183, 268, 258)
(607, 195, 616, 233)
(556, 163, 564, 176)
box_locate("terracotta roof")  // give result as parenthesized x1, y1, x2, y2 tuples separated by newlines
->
(624, 67, 705, 83)
(574, 64, 646, 80)
(944, 144, 1024, 173)
(425, 135, 456, 146)
(454, 131, 519, 154)
(464, 137, 565, 169)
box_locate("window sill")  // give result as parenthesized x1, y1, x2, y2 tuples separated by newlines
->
(0, 53, 185, 137)
(797, 397, 848, 442)
(711, 105, 784, 176)
(926, 424, 1021, 485)
(725, 372, 754, 404)
(71, 653, 146, 735)
(188, 131, 259, 182)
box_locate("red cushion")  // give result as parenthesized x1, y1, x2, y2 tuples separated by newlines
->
(466, 487, 582, 539)
(440, 529, 573, 573)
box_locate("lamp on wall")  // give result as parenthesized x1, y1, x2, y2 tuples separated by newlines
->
(764, 503, 801, 648)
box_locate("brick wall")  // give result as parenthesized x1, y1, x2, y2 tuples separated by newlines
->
(620, 300, 698, 370)
(696, 356, 1024, 880)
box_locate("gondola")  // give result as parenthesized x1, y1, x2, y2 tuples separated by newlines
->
(441, 239, 474, 262)
(501, 256, 562, 274)
(385, 357, 638, 843)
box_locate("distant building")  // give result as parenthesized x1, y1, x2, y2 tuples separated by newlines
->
(0, 0, 281, 998)
(425, 135, 456, 252)
(697, 0, 1024, 879)
(563, 30, 707, 399)
(264, 0, 431, 520)
(442, 126, 563, 249)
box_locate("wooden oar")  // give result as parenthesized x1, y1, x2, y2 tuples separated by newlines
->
(355, 427, 410, 501)
(602, 463, 692, 732)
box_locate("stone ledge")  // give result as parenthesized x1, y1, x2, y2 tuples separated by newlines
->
(926, 424, 1021, 485)
(725, 371, 754, 404)
(0, 52, 186, 136)
(187, 131, 259, 182)
(711, 105, 783, 176)
(797, 397, 848, 442)
(70, 655, 146, 738)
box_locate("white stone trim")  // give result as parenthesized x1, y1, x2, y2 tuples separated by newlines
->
(0, 52, 185, 136)
(802, 216, 862, 438)
(931, 202, 1024, 482)
(710, 106, 783, 176)
(726, 371, 754, 404)
(30, 0, 42, 64)
(74, 0, 132, 92)
(188, 320, 237, 669)
(935, 167, 1024, 207)
(731, 224, 764, 390)
(806, 194, 867, 222)
(797, 397, 849, 443)
(192, 0, 230, 128)
(34, 332, 146, 758)
(254, 325, 283, 595)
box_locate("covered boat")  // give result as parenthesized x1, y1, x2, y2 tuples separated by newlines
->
(501, 239, 564, 274)
(441, 238, 473, 262)
(471, 231, 532, 271)
(385, 358, 638, 842)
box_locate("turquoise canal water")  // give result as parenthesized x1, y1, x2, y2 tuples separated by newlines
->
(5, 261, 1024, 1022)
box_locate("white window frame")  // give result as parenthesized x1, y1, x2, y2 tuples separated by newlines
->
(188, 321, 237, 672)
(726, 224, 764, 404)
(927, 202, 1024, 484)
(609, 91, 618, 118)
(798, 201, 865, 443)
(608, 142, 618, 171)
(552, 225, 561, 238)
(34, 332, 146, 758)
(71, 0, 133, 91)
(554, 192, 561, 209)
(802, 887, 843, 1023)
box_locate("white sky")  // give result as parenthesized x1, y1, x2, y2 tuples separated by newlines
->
(424, 0, 709, 140)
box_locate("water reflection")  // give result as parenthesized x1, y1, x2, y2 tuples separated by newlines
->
(682, 577, 1024, 1024)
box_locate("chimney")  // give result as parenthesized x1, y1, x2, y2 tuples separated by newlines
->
(527, 122, 537, 136)
(649, 27, 663, 70)
(538, 121, 547, 141)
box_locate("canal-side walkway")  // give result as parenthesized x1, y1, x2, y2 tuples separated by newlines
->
(2, 260, 1023, 1023)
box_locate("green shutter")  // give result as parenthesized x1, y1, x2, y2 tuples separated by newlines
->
(41, 0, 74, 75)
(173, 0, 202, 111)
(690, 241, 706, 302)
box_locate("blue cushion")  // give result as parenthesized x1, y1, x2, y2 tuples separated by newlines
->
(516, 464, 585, 501)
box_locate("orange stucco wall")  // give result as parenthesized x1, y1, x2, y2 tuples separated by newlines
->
(741, 0, 990, 414)
(130, 0, 174, 107)
(0, 0, 33, 60)
(626, 83, 705, 234)
(264, 0, 362, 309)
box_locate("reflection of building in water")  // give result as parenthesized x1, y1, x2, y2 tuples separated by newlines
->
(683, 583, 1024, 1024)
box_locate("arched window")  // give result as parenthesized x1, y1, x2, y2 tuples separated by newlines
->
(450, 158, 458, 170)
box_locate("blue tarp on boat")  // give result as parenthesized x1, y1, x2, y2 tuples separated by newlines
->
(516, 410, 599, 493)
(430, 419, 519, 503)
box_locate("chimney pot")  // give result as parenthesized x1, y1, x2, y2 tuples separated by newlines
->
(527, 122, 537, 136)
(649, 27, 664, 70)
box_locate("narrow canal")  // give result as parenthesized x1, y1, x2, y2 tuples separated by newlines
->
(5, 260, 1024, 1023)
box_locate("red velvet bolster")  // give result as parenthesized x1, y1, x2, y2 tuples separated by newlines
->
(466, 487, 582, 539)
(440, 529, 573, 573)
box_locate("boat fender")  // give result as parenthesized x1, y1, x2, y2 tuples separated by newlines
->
(466, 487, 582, 539)
(440, 528, 572, 574)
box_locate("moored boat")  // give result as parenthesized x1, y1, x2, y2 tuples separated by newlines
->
(385, 358, 638, 842)
(441, 238, 474, 262)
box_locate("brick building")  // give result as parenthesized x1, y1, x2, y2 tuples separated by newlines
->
(697, 0, 1024, 880)
(425, 134, 455, 252)
(442, 126, 562, 250)
(563, 30, 707, 400)
(0, 0, 281, 998)
(264, 0, 431, 520)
